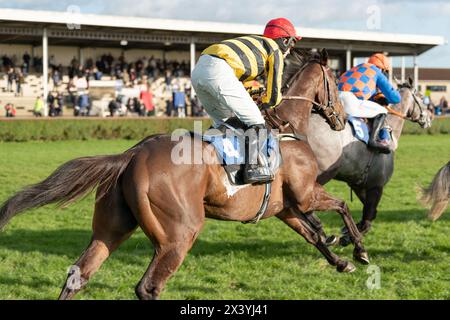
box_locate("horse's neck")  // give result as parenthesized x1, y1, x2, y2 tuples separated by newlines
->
(277, 77, 318, 136)
(387, 92, 410, 151)
(279, 101, 313, 136)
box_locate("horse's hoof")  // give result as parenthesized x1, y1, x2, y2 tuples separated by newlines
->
(353, 250, 370, 265)
(336, 261, 356, 273)
(339, 235, 352, 247)
(325, 235, 339, 247)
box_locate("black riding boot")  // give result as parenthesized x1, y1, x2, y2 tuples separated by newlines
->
(243, 124, 274, 184)
(368, 114, 391, 154)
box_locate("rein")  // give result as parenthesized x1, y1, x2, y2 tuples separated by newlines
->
(386, 106, 406, 119)
(264, 62, 342, 137)
(386, 87, 425, 124)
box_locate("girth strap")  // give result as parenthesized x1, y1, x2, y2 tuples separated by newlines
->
(242, 182, 272, 224)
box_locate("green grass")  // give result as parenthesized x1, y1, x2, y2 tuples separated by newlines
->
(0, 136, 449, 300)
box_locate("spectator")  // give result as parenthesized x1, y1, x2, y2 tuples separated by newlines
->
(127, 97, 144, 116)
(439, 96, 448, 115)
(48, 92, 56, 116)
(33, 95, 44, 117)
(56, 91, 64, 116)
(93, 67, 103, 80)
(76, 92, 91, 116)
(52, 68, 61, 88)
(49, 55, 56, 70)
(7, 69, 15, 92)
(15, 68, 24, 97)
(122, 69, 130, 86)
(172, 84, 187, 118)
(4, 103, 16, 117)
(140, 83, 155, 116)
(23, 51, 30, 75)
(108, 99, 120, 117)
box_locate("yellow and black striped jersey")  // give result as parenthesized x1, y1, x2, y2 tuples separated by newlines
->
(202, 35, 284, 109)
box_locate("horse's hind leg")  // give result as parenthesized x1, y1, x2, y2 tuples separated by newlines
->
(428, 199, 449, 221)
(58, 186, 137, 300)
(127, 190, 204, 300)
(277, 209, 356, 273)
(135, 235, 198, 300)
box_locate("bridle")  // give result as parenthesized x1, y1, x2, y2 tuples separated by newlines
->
(264, 61, 344, 138)
(387, 85, 428, 125)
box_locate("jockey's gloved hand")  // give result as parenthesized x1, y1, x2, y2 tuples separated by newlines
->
(372, 93, 389, 107)
(248, 123, 266, 133)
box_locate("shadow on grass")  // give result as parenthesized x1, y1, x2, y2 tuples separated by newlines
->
(317, 208, 449, 225)
(0, 209, 447, 264)
(375, 209, 449, 223)
(0, 228, 307, 260)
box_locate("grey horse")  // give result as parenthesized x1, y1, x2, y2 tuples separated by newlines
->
(304, 79, 433, 245)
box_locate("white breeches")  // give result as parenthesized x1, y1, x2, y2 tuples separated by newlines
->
(339, 91, 387, 118)
(191, 54, 265, 127)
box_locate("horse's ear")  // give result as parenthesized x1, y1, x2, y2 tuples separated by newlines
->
(408, 77, 414, 88)
(320, 48, 328, 65)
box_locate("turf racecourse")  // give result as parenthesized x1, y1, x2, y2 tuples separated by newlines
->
(0, 135, 449, 300)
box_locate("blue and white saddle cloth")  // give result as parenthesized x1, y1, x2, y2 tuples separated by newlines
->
(202, 127, 282, 185)
(348, 116, 391, 144)
(347, 116, 370, 144)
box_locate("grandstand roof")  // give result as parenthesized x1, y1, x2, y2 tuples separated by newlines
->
(0, 8, 446, 56)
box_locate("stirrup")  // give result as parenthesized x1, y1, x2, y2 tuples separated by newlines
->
(244, 165, 274, 184)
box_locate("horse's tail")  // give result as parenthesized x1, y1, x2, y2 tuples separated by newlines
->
(420, 161, 450, 221)
(0, 148, 138, 230)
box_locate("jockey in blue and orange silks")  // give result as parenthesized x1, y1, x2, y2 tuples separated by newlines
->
(338, 53, 401, 153)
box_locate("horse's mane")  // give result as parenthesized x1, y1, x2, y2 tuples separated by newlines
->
(282, 49, 323, 94)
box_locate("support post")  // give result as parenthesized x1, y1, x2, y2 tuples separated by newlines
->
(401, 56, 406, 83)
(346, 47, 352, 70)
(42, 27, 49, 116)
(190, 39, 196, 98)
(413, 55, 419, 91)
(388, 56, 393, 84)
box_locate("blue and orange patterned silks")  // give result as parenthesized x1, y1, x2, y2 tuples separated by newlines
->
(338, 63, 401, 104)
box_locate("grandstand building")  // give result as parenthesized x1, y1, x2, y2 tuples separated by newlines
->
(0, 8, 445, 116)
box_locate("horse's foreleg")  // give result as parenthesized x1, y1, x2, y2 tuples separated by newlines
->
(360, 186, 383, 232)
(301, 211, 339, 246)
(58, 187, 138, 300)
(277, 209, 356, 273)
(300, 184, 370, 265)
(339, 186, 383, 246)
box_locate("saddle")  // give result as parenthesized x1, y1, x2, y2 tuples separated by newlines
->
(347, 115, 392, 153)
(202, 118, 282, 186)
(200, 118, 282, 224)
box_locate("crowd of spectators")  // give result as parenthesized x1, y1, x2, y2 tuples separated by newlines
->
(4, 51, 450, 120)
(423, 95, 449, 116)
(1, 51, 206, 118)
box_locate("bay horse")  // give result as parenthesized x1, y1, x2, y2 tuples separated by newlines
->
(0, 50, 368, 300)
(301, 77, 433, 245)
